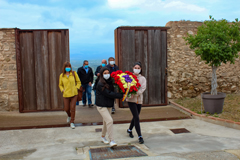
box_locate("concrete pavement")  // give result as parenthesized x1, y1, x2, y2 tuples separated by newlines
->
(0, 119, 240, 160)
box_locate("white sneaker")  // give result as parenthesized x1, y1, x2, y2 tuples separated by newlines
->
(110, 141, 117, 148)
(70, 123, 75, 129)
(101, 137, 109, 144)
(67, 117, 71, 123)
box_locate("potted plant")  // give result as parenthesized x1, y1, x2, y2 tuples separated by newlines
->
(184, 16, 240, 114)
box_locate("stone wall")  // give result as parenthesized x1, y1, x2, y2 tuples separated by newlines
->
(0, 28, 18, 111)
(166, 21, 240, 99)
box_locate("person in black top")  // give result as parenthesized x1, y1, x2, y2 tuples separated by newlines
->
(93, 59, 107, 104)
(106, 57, 119, 114)
(77, 60, 94, 107)
(96, 67, 123, 147)
(106, 57, 119, 74)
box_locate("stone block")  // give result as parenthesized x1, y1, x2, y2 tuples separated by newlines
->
(0, 81, 8, 90)
(167, 91, 172, 98)
(9, 95, 18, 102)
(199, 77, 207, 83)
(0, 94, 8, 111)
(168, 76, 176, 83)
(183, 72, 192, 78)
(9, 103, 19, 111)
(231, 76, 239, 82)
(8, 64, 16, 70)
(7, 81, 18, 90)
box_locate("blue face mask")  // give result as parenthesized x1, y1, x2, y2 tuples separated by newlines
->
(65, 67, 71, 72)
(84, 65, 88, 69)
(102, 64, 106, 67)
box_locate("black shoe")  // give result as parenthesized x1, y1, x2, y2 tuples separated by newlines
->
(127, 129, 134, 138)
(83, 104, 86, 107)
(111, 108, 115, 114)
(139, 137, 144, 144)
(88, 104, 94, 108)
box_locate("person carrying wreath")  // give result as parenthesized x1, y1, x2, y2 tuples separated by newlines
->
(96, 67, 123, 147)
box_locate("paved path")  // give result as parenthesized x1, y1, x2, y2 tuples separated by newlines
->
(0, 119, 240, 160)
(0, 105, 189, 129)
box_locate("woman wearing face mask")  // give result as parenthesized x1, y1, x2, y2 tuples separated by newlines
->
(96, 67, 123, 147)
(59, 61, 81, 129)
(126, 62, 146, 144)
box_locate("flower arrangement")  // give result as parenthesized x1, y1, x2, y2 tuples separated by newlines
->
(111, 70, 141, 101)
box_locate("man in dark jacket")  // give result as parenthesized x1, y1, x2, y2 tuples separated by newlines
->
(106, 57, 119, 74)
(77, 60, 94, 107)
(106, 57, 119, 114)
(93, 59, 107, 104)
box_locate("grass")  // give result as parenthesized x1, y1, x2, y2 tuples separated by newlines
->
(173, 93, 240, 122)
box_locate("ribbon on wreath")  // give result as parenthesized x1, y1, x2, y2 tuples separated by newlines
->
(122, 82, 131, 102)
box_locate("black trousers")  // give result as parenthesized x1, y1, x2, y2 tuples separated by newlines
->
(128, 102, 142, 137)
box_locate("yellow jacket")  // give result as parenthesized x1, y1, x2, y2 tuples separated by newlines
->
(59, 71, 81, 98)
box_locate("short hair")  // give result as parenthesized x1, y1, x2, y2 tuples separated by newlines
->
(83, 60, 88, 64)
(108, 57, 115, 61)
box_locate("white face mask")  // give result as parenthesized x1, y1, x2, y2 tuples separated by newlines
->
(103, 74, 110, 80)
(133, 69, 141, 74)
(110, 61, 115, 65)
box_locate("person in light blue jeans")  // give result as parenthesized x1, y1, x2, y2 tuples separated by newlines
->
(77, 60, 94, 108)
(82, 83, 92, 106)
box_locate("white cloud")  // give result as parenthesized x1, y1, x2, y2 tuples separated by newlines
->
(164, 1, 205, 12)
(107, 0, 145, 9)
(107, 0, 206, 13)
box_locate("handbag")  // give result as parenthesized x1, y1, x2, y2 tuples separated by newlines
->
(72, 71, 83, 101)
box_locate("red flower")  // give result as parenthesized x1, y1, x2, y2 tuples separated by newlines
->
(136, 83, 141, 88)
(116, 70, 122, 74)
(111, 72, 117, 77)
(132, 75, 137, 79)
(125, 71, 133, 75)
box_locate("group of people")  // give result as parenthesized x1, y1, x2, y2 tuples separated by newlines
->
(75, 57, 119, 114)
(59, 58, 146, 147)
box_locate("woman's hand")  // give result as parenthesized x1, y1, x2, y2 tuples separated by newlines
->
(62, 90, 64, 93)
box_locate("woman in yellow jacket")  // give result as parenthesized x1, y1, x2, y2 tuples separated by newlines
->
(59, 61, 81, 129)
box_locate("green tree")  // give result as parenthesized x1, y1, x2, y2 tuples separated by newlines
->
(184, 16, 240, 95)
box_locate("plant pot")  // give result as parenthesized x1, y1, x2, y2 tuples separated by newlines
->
(202, 92, 226, 114)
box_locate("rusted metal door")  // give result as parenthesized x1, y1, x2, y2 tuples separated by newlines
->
(16, 29, 69, 112)
(114, 27, 169, 107)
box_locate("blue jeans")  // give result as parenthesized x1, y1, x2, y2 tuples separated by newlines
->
(82, 84, 92, 105)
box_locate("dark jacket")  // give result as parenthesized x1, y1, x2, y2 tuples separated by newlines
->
(93, 65, 102, 90)
(107, 64, 119, 74)
(96, 81, 123, 107)
(95, 65, 102, 76)
(77, 66, 94, 85)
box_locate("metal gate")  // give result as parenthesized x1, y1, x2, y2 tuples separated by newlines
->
(15, 29, 69, 112)
(114, 27, 169, 107)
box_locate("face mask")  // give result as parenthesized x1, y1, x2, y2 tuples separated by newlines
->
(84, 65, 88, 68)
(133, 69, 141, 74)
(103, 74, 110, 80)
(65, 67, 71, 72)
(110, 61, 115, 65)
(102, 64, 106, 67)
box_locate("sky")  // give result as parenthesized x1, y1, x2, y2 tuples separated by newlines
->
(1, 0, 240, 61)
